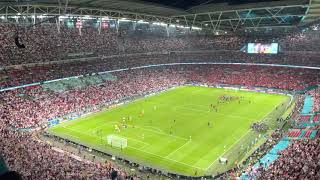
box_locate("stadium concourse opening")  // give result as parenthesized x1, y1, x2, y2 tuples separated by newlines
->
(0, 0, 320, 179)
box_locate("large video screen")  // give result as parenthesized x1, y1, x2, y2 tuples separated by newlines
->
(247, 43, 279, 54)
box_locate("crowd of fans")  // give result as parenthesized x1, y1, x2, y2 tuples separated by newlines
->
(0, 67, 188, 179)
(1, 65, 319, 130)
(171, 50, 320, 67)
(0, 54, 171, 88)
(188, 65, 320, 91)
(1, 23, 320, 67)
(233, 90, 320, 179)
(255, 137, 320, 179)
(0, 67, 185, 129)
(279, 29, 320, 52)
(121, 35, 245, 54)
(309, 89, 320, 113)
(0, 23, 245, 66)
(1, 64, 319, 178)
(225, 129, 286, 179)
(0, 130, 132, 179)
(251, 122, 268, 133)
(0, 24, 119, 66)
(1, 21, 320, 179)
(1, 57, 320, 89)
(0, 67, 319, 179)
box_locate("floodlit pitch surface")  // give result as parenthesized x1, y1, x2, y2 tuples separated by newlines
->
(48, 86, 289, 176)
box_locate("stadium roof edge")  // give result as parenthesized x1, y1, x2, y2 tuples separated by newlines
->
(2, 0, 309, 18)
(0, 0, 317, 32)
(173, 0, 309, 17)
(0, 0, 188, 17)
(300, 0, 320, 25)
(8, 3, 172, 19)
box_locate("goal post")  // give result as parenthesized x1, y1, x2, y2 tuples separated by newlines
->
(107, 135, 128, 149)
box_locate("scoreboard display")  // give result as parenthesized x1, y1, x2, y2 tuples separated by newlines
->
(247, 43, 279, 54)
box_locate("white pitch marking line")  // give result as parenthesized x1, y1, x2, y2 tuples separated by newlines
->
(64, 126, 151, 145)
(58, 127, 202, 170)
(177, 103, 257, 116)
(176, 105, 255, 120)
(61, 127, 202, 170)
(59, 131, 79, 140)
(205, 129, 251, 171)
(205, 103, 281, 171)
(63, 124, 187, 148)
(127, 145, 205, 170)
(165, 140, 191, 158)
(134, 126, 188, 141)
(87, 121, 117, 133)
(142, 125, 164, 133)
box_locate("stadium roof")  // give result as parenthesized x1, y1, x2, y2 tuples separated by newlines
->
(139, 0, 294, 10)
(0, 0, 186, 16)
(0, 0, 319, 32)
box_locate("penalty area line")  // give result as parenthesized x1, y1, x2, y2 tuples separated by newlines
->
(205, 103, 282, 171)
(205, 129, 251, 171)
(134, 126, 188, 141)
(63, 127, 202, 170)
(165, 140, 191, 159)
(127, 145, 205, 171)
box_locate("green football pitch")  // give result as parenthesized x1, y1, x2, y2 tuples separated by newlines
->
(48, 86, 289, 176)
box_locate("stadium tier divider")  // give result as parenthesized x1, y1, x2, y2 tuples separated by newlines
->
(81, 75, 103, 86)
(99, 73, 117, 81)
(42, 81, 68, 92)
(41, 73, 117, 92)
(2, 62, 320, 93)
(305, 85, 319, 91)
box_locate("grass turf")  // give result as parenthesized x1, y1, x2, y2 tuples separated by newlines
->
(48, 86, 289, 176)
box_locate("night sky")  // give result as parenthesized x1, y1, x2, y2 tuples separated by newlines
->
(140, 0, 282, 10)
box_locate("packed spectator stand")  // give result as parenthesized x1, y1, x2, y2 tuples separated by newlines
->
(1, 21, 320, 179)
(1, 23, 320, 67)
(1, 59, 320, 90)
(237, 87, 320, 180)
(243, 137, 320, 180)
(1, 65, 320, 179)
(1, 65, 319, 128)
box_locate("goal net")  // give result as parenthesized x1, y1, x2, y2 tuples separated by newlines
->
(107, 135, 127, 149)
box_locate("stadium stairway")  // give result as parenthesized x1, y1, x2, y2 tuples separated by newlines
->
(309, 130, 318, 139)
(298, 122, 319, 128)
(0, 157, 8, 176)
(239, 139, 291, 180)
(297, 114, 320, 128)
(254, 139, 291, 168)
(301, 95, 314, 115)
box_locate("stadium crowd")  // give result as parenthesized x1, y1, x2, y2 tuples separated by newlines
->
(0, 129, 132, 179)
(1, 23, 320, 67)
(1, 65, 320, 130)
(309, 89, 320, 113)
(225, 129, 286, 179)
(234, 90, 320, 180)
(188, 65, 319, 91)
(1, 59, 320, 89)
(279, 29, 320, 52)
(0, 67, 186, 129)
(0, 23, 246, 66)
(1, 64, 319, 179)
(1, 21, 320, 179)
(254, 137, 320, 180)
(0, 68, 187, 179)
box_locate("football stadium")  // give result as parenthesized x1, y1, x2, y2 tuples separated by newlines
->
(0, 0, 320, 180)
